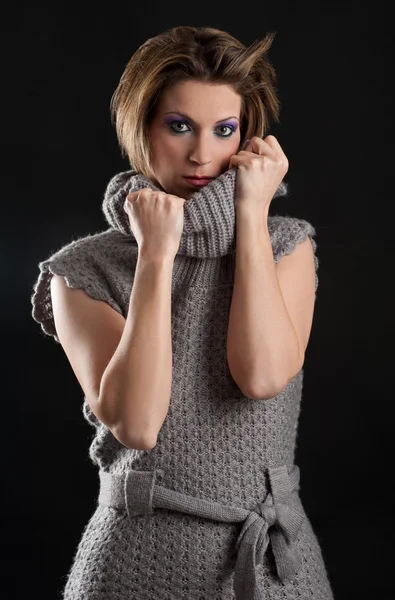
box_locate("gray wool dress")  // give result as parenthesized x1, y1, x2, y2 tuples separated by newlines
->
(31, 166, 335, 599)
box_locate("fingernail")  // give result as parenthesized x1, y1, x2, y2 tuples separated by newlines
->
(242, 139, 251, 150)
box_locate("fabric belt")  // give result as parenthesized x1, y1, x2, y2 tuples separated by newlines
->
(98, 464, 304, 600)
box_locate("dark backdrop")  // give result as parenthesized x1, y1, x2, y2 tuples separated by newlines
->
(4, 2, 393, 599)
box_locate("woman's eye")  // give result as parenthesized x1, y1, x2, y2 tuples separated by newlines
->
(168, 121, 235, 137)
(169, 121, 190, 133)
(216, 125, 234, 137)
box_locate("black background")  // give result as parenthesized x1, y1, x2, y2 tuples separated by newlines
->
(4, 2, 393, 599)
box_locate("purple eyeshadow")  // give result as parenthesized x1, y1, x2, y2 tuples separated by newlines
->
(163, 115, 180, 125)
(221, 120, 239, 130)
(163, 115, 238, 131)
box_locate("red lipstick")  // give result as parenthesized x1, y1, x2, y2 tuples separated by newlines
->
(183, 176, 214, 188)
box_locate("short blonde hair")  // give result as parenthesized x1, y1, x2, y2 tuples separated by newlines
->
(110, 26, 281, 180)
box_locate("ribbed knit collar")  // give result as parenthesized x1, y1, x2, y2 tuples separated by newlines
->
(102, 167, 288, 258)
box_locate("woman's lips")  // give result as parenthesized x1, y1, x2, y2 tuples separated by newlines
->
(183, 177, 214, 187)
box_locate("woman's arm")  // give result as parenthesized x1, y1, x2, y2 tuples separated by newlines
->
(99, 254, 174, 449)
(227, 210, 314, 399)
(50, 253, 174, 450)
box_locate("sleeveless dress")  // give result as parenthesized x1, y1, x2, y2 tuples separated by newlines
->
(31, 167, 334, 599)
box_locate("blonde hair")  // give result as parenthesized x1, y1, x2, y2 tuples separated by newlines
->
(110, 26, 281, 180)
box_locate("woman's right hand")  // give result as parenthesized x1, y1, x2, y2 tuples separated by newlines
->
(124, 188, 186, 260)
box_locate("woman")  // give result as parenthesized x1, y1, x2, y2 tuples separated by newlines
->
(31, 25, 334, 600)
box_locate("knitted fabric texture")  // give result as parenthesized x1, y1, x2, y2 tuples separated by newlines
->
(31, 167, 333, 599)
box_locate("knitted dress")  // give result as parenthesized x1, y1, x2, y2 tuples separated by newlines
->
(31, 167, 334, 600)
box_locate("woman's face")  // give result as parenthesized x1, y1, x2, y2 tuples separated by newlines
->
(147, 80, 242, 200)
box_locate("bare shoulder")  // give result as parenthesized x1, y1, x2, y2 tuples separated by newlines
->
(275, 236, 316, 358)
(50, 274, 125, 422)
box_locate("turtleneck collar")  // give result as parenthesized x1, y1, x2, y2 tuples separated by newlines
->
(102, 167, 288, 259)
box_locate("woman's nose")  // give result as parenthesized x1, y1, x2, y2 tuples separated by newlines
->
(188, 134, 214, 165)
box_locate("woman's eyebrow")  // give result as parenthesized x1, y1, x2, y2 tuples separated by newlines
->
(164, 111, 239, 124)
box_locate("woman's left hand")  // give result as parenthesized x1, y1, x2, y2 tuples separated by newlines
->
(229, 135, 289, 214)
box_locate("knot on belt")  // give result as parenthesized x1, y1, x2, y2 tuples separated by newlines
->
(98, 463, 304, 600)
(233, 465, 304, 599)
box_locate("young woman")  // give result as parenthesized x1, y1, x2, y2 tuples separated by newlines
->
(31, 25, 334, 600)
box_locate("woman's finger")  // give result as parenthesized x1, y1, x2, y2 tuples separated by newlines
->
(264, 135, 286, 159)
